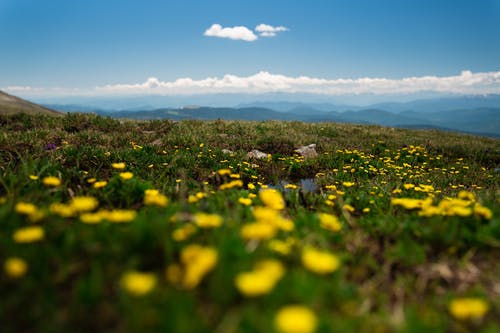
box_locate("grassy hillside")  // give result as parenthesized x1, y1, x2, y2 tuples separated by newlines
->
(0, 90, 61, 116)
(0, 113, 499, 333)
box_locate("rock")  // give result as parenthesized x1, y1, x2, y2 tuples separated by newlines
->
(222, 149, 234, 155)
(151, 139, 163, 146)
(296, 144, 318, 159)
(247, 149, 269, 159)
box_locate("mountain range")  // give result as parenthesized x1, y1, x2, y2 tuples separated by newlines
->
(1, 90, 498, 138)
(41, 94, 500, 138)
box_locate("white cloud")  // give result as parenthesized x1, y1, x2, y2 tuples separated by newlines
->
(4, 70, 500, 97)
(255, 24, 288, 37)
(204, 24, 258, 41)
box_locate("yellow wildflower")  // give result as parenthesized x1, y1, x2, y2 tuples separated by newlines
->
(119, 172, 134, 180)
(457, 190, 475, 202)
(50, 203, 74, 218)
(268, 239, 293, 255)
(42, 176, 61, 187)
(239, 197, 252, 206)
(274, 305, 318, 333)
(235, 259, 285, 297)
(4, 257, 28, 278)
(181, 245, 218, 289)
(474, 204, 492, 219)
(449, 298, 489, 320)
(240, 223, 277, 240)
(217, 168, 231, 176)
(318, 213, 342, 232)
(70, 196, 98, 212)
(14, 202, 38, 216)
(403, 183, 415, 190)
(219, 180, 243, 190)
(29, 175, 39, 180)
(343, 204, 355, 213)
(302, 247, 340, 275)
(193, 213, 223, 228)
(93, 180, 108, 189)
(342, 181, 355, 187)
(391, 197, 432, 210)
(144, 191, 169, 207)
(101, 209, 137, 223)
(111, 162, 126, 169)
(172, 224, 197, 242)
(259, 189, 285, 210)
(13, 226, 45, 243)
(121, 271, 157, 296)
(79, 212, 103, 224)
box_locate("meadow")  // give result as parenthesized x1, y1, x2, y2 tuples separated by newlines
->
(0, 112, 499, 333)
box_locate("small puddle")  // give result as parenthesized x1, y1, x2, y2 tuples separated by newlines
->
(273, 178, 318, 193)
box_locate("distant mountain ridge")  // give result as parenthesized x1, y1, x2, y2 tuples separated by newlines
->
(9, 91, 498, 138)
(88, 106, 500, 138)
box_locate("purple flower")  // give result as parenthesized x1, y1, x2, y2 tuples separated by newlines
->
(45, 143, 57, 151)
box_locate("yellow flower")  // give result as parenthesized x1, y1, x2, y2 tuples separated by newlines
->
(391, 197, 432, 210)
(144, 191, 169, 207)
(342, 204, 355, 213)
(238, 197, 252, 206)
(29, 175, 39, 180)
(111, 162, 126, 169)
(14, 202, 38, 216)
(93, 180, 108, 189)
(121, 271, 157, 296)
(235, 259, 285, 297)
(13, 226, 45, 243)
(318, 213, 342, 232)
(79, 212, 104, 224)
(50, 202, 76, 218)
(70, 196, 99, 212)
(4, 257, 28, 278)
(42, 176, 61, 187)
(342, 181, 355, 187)
(219, 180, 243, 190)
(217, 168, 231, 176)
(193, 213, 223, 228)
(172, 224, 197, 241)
(259, 189, 285, 210)
(403, 183, 415, 190)
(119, 172, 134, 180)
(474, 204, 492, 219)
(449, 298, 489, 320)
(268, 239, 293, 255)
(274, 305, 318, 333)
(180, 245, 218, 289)
(457, 190, 475, 202)
(240, 223, 277, 240)
(101, 209, 137, 223)
(302, 247, 340, 275)
(284, 184, 298, 190)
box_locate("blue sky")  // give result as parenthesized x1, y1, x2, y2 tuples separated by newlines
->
(1, 0, 499, 98)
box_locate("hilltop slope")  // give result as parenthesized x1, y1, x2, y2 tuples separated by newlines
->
(0, 90, 61, 116)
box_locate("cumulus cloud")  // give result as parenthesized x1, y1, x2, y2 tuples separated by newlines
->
(255, 24, 288, 37)
(5, 70, 500, 97)
(204, 24, 258, 41)
(92, 70, 500, 95)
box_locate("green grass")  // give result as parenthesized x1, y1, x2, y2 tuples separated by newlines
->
(0, 113, 499, 333)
